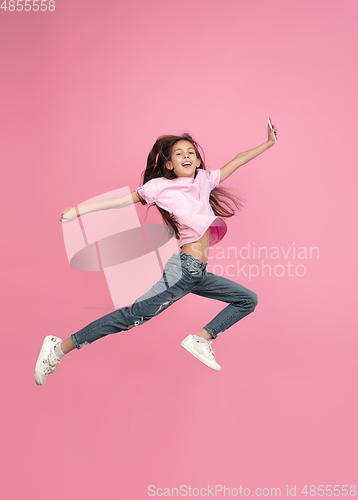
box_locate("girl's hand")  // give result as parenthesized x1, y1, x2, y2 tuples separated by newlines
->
(267, 119, 278, 145)
(60, 207, 77, 223)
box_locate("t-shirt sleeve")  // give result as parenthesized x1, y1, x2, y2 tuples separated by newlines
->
(135, 178, 159, 205)
(205, 169, 221, 191)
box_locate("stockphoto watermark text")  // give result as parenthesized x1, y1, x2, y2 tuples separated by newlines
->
(148, 484, 356, 497)
(198, 242, 319, 280)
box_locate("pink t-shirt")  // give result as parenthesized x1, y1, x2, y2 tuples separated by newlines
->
(135, 168, 227, 248)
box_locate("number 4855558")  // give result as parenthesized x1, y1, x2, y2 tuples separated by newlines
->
(1, 0, 55, 11)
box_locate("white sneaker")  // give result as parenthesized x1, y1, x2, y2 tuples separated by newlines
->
(181, 334, 221, 371)
(35, 336, 63, 386)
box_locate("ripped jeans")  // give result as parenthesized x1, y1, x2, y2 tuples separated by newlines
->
(71, 250, 258, 349)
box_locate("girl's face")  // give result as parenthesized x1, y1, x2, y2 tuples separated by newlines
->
(166, 140, 201, 178)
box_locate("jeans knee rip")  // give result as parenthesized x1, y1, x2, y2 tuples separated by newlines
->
(128, 299, 174, 329)
(154, 300, 172, 315)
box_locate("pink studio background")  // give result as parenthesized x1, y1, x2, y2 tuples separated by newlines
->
(1, 0, 357, 499)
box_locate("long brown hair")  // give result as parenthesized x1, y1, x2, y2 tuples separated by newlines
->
(137, 133, 245, 240)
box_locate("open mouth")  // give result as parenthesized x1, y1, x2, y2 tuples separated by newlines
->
(182, 162, 192, 168)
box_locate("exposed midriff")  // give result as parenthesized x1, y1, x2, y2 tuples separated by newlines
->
(180, 227, 211, 263)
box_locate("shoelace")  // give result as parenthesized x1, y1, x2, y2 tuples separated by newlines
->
(204, 341, 216, 359)
(43, 353, 61, 376)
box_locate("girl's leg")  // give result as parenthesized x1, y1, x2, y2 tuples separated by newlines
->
(61, 337, 75, 354)
(194, 328, 212, 341)
(180, 271, 257, 372)
(35, 255, 191, 385)
(190, 271, 258, 339)
(70, 265, 186, 349)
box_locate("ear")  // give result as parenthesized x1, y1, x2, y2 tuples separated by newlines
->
(165, 161, 173, 171)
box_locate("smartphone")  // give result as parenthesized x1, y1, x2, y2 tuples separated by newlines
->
(268, 116, 278, 143)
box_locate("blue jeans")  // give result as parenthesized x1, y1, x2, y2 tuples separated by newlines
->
(71, 250, 258, 349)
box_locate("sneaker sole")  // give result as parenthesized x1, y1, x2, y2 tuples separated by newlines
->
(34, 336, 60, 386)
(181, 341, 221, 371)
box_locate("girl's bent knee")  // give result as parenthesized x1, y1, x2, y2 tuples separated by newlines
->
(245, 291, 258, 311)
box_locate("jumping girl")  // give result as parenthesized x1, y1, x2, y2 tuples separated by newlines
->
(35, 120, 278, 385)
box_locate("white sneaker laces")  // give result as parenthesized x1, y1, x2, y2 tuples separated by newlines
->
(43, 352, 61, 376)
(205, 341, 216, 359)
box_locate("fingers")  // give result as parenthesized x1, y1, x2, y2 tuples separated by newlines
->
(59, 207, 71, 222)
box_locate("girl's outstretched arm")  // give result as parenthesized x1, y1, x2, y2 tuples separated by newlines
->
(219, 121, 278, 184)
(60, 191, 140, 223)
